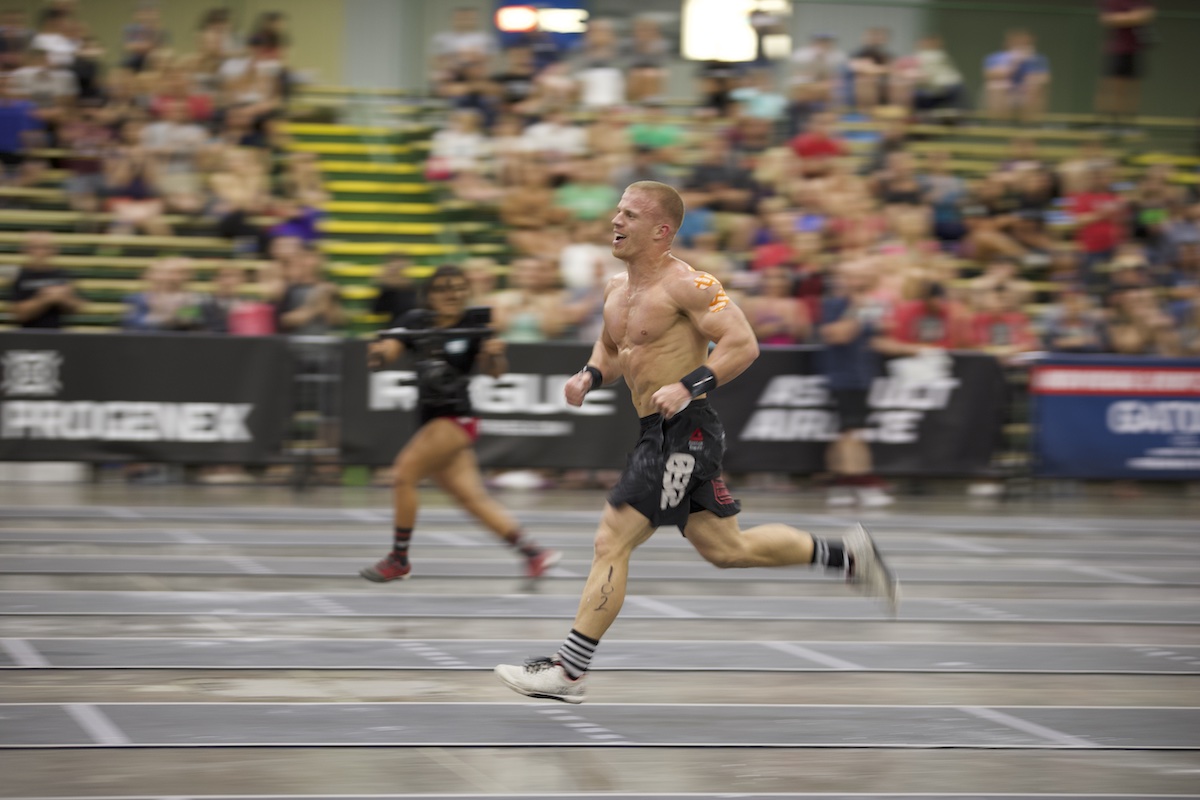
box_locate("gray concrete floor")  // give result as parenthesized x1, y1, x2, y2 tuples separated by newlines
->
(0, 482, 1198, 799)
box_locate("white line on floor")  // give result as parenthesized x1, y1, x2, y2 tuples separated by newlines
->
(1069, 565, 1160, 585)
(624, 596, 701, 618)
(761, 641, 864, 670)
(63, 703, 130, 746)
(959, 705, 1096, 748)
(0, 638, 50, 667)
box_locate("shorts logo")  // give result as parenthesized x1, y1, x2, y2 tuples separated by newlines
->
(688, 427, 704, 452)
(660, 452, 696, 510)
(711, 478, 734, 506)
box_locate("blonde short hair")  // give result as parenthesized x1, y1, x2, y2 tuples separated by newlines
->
(626, 180, 685, 239)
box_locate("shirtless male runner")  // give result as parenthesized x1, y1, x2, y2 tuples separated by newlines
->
(494, 181, 898, 703)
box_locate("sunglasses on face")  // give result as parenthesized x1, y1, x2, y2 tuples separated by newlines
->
(429, 282, 468, 294)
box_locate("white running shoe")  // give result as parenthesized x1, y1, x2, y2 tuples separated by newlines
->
(857, 486, 895, 507)
(826, 486, 856, 507)
(494, 657, 587, 703)
(844, 522, 900, 616)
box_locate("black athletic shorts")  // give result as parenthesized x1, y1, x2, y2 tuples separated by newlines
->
(607, 399, 741, 532)
(1106, 52, 1140, 79)
(830, 388, 870, 432)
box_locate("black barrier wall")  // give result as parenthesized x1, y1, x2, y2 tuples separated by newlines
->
(0, 334, 1009, 475)
(342, 341, 1010, 476)
(0, 332, 293, 463)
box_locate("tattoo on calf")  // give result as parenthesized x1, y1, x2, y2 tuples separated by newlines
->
(595, 565, 615, 611)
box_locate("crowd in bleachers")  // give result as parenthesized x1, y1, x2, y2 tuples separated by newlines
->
(4, 3, 1199, 361)
(3, 1, 338, 337)
(413, 9, 1199, 359)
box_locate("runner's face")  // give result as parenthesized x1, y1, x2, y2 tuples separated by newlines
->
(611, 190, 658, 260)
(428, 277, 469, 320)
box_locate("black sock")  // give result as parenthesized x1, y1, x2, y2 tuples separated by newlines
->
(392, 527, 412, 565)
(811, 536, 847, 573)
(556, 628, 599, 679)
(503, 528, 541, 559)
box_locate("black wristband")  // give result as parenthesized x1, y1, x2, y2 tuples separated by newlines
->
(582, 365, 603, 392)
(680, 365, 717, 399)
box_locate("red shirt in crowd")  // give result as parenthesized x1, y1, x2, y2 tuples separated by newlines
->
(789, 131, 847, 160)
(1068, 191, 1124, 253)
(891, 299, 973, 348)
(971, 310, 1037, 350)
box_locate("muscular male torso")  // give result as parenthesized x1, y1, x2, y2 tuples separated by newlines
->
(603, 257, 726, 416)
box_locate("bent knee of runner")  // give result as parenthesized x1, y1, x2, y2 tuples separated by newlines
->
(590, 505, 640, 562)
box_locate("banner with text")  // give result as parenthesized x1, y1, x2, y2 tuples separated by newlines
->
(340, 341, 643, 468)
(1031, 355, 1200, 480)
(0, 332, 293, 463)
(711, 347, 1008, 475)
(342, 342, 1009, 475)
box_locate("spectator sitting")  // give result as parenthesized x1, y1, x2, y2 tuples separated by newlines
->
(1103, 285, 1178, 355)
(1042, 286, 1106, 352)
(627, 15, 669, 103)
(432, 6, 495, 72)
(30, 6, 75, 68)
(124, 258, 202, 332)
(103, 118, 173, 237)
(1067, 166, 1126, 288)
(921, 149, 968, 243)
(520, 106, 588, 167)
(554, 157, 620, 223)
(426, 108, 489, 180)
(788, 33, 847, 125)
(209, 146, 271, 253)
(371, 255, 420, 326)
(11, 46, 78, 137)
(0, 72, 45, 187)
(462, 256, 500, 309)
(199, 264, 274, 336)
(745, 264, 812, 345)
(0, 9, 33, 73)
(910, 34, 965, 115)
(848, 27, 899, 110)
(60, 100, 110, 219)
(7, 231, 82, 328)
(491, 44, 539, 116)
(789, 111, 847, 178)
(984, 29, 1051, 121)
(611, 145, 671, 191)
(882, 280, 974, 351)
(730, 68, 789, 123)
(628, 100, 685, 163)
(570, 17, 625, 109)
(120, 2, 169, 72)
(970, 281, 1039, 363)
(140, 96, 208, 214)
(269, 196, 324, 246)
(491, 256, 573, 342)
(275, 246, 344, 336)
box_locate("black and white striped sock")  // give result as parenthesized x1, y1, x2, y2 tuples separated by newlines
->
(810, 536, 847, 574)
(556, 628, 599, 679)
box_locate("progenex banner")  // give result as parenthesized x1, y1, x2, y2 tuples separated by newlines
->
(343, 341, 1009, 476)
(0, 332, 293, 463)
(1031, 355, 1200, 479)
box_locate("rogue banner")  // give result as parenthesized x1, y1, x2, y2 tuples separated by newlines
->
(0, 332, 293, 463)
(1031, 355, 1200, 479)
(340, 341, 643, 468)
